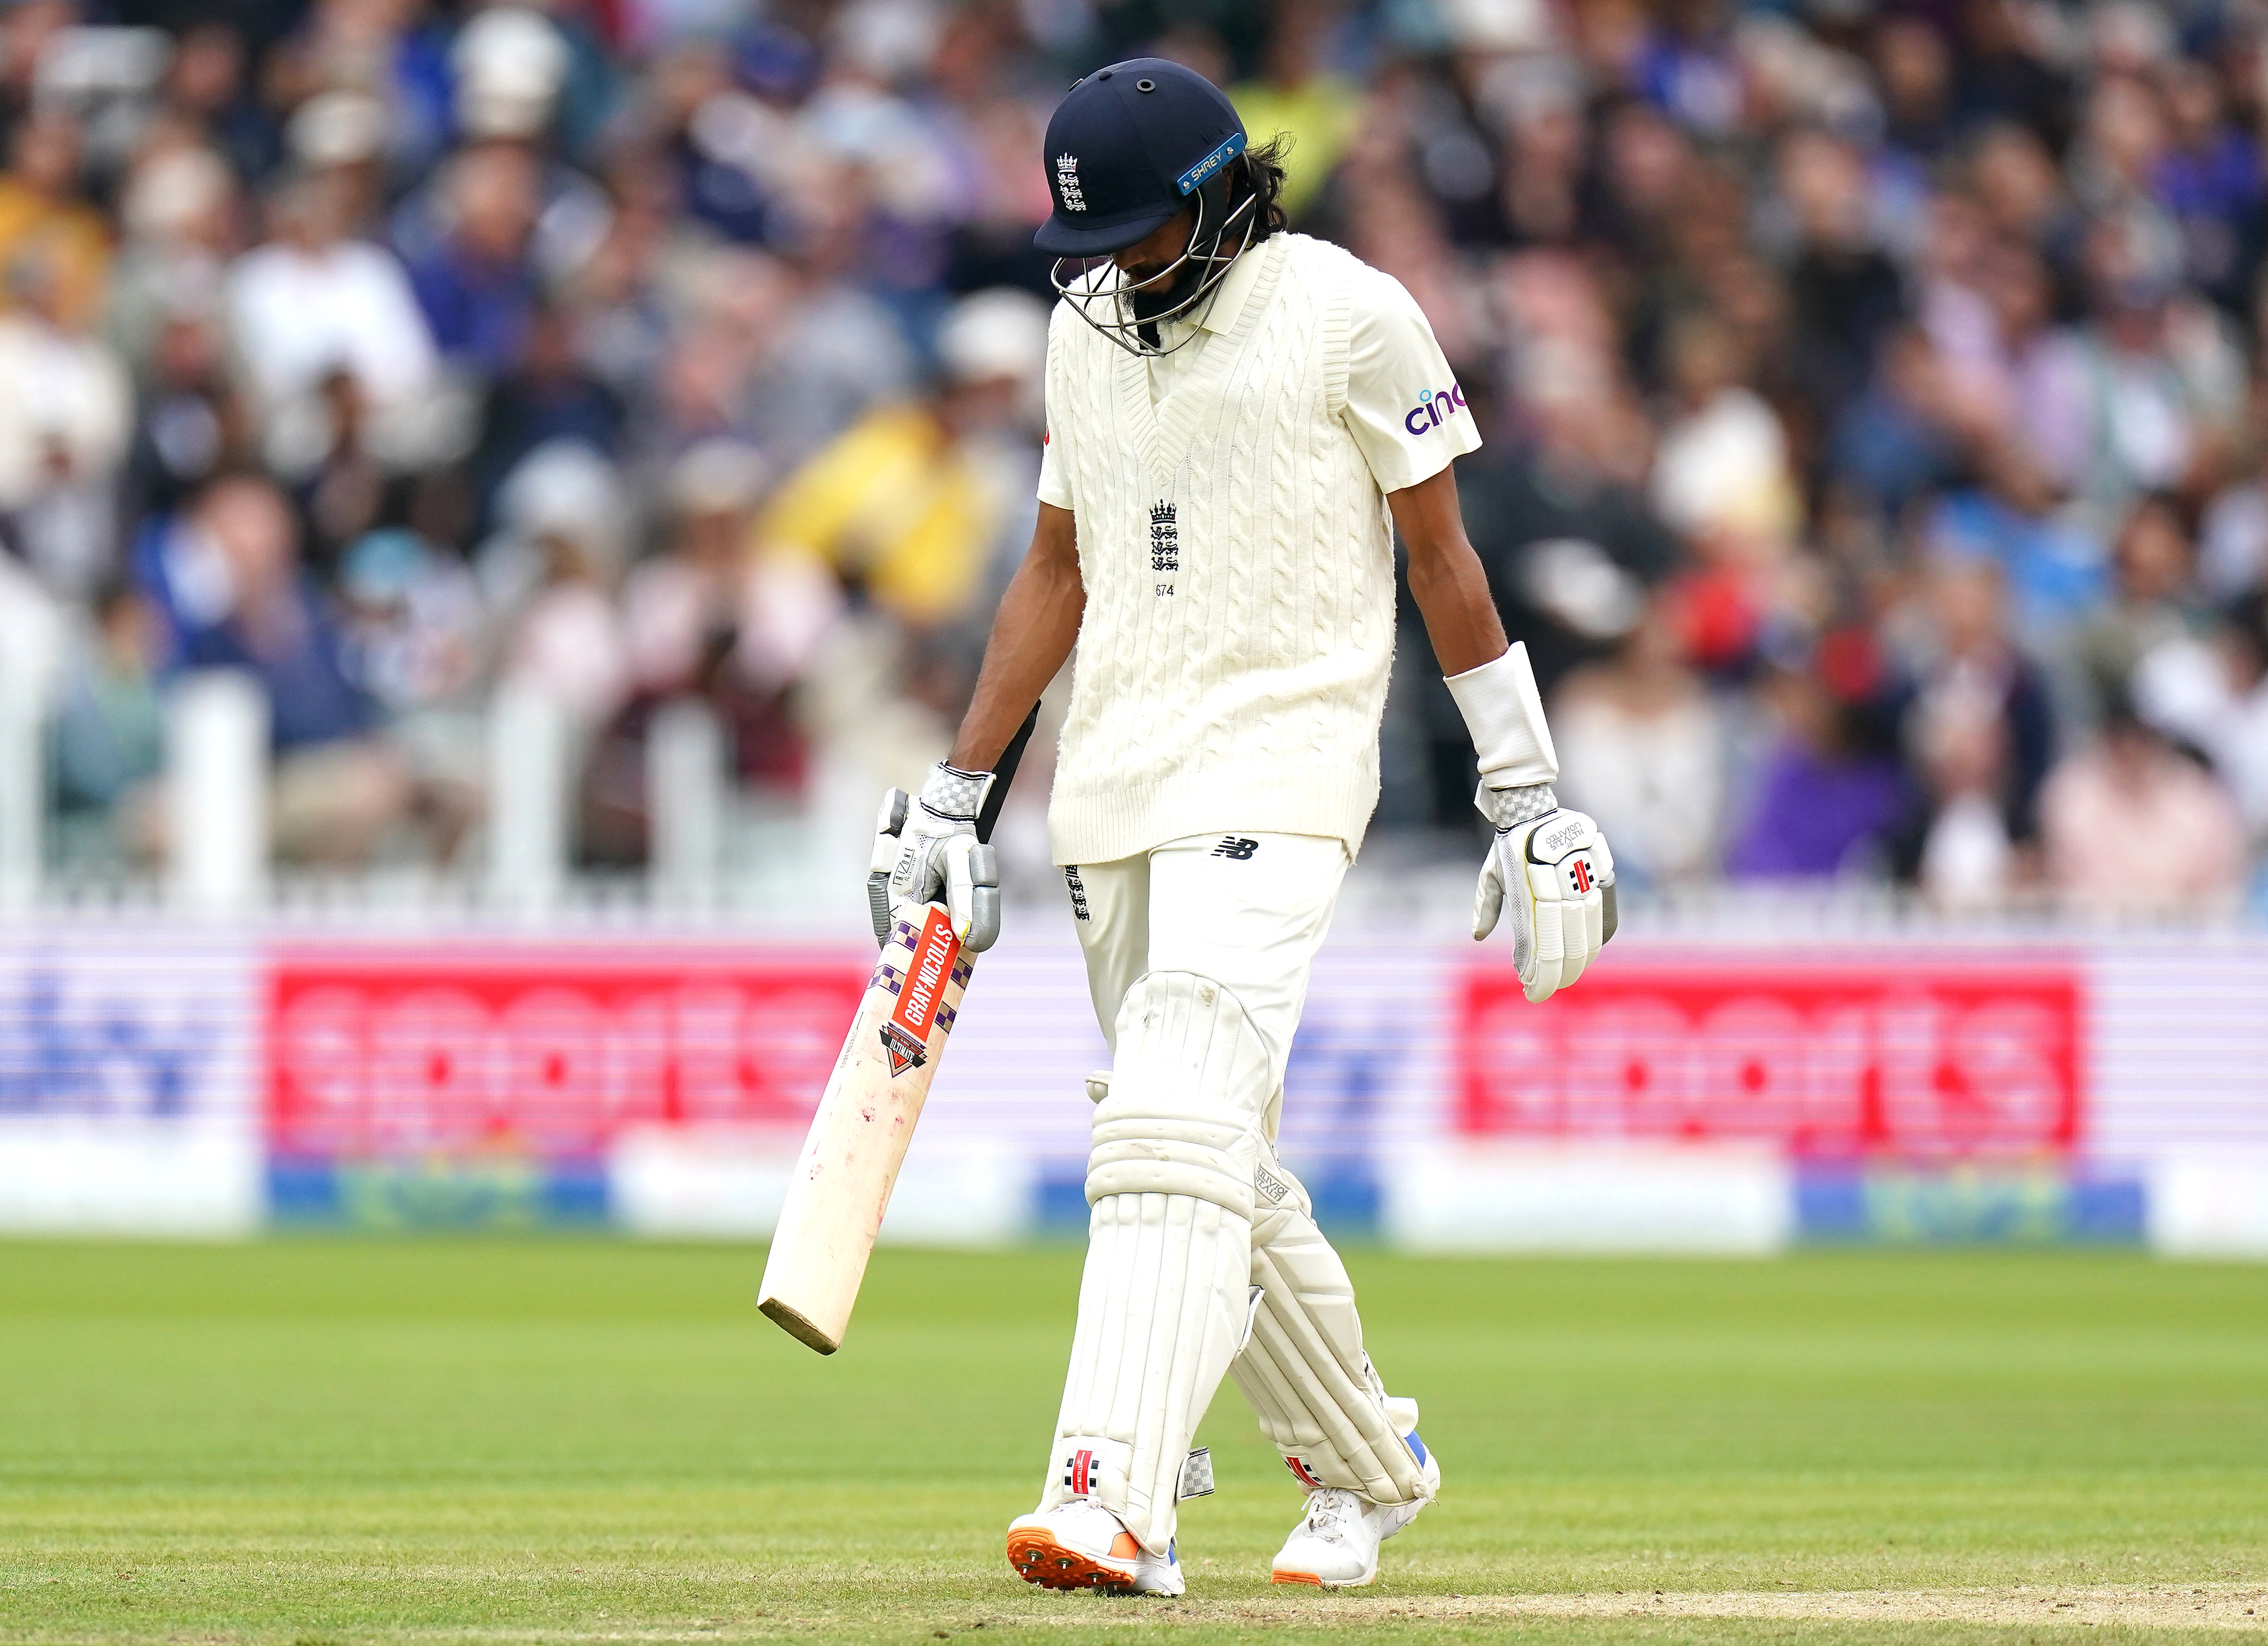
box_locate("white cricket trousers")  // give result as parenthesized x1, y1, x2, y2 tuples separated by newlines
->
(1038, 831, 1431, 1554)
(1064, 830, 1349, 1105)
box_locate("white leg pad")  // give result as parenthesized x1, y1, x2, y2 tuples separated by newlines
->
(1040, 971, 1272, 1554)
(1232, 1157, 1431, 1505)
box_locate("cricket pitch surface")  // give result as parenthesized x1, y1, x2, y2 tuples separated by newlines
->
(2, 1241, 2261, 1644)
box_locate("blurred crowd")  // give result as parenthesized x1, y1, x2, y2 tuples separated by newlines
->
(3, 0, 2268, 918)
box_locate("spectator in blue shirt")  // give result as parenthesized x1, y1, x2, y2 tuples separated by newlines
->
(407, 140, 542, 378)
(140, 472, 415, 865)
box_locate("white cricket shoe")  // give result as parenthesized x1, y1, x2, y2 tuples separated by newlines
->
(1006, 1500, 1185, 1596)
(1270, 1433, 1441, 1589)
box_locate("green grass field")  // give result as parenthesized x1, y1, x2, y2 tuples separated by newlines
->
(0, 1241, 2262, 1645)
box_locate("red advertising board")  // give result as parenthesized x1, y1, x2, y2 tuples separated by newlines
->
(267, 946, 867, 1157)
(1458, 956, 2085, 1157)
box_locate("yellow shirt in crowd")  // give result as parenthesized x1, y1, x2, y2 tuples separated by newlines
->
(754, 403, 993, 627)
(1230, 77, 1361, 220)
(0, 181, 109, 328)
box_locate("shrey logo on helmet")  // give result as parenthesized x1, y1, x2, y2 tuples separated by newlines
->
(1175, 131, 1246, 196)
(1055, 154, 1086, 211)
(1402, 383, 1468, 435)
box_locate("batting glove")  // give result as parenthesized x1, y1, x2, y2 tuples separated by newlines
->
(870, 764, 1002, 951)
(1472, 783, 1616, 1003)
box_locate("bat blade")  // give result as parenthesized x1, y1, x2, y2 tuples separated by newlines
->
(757, 902, 972, 1353)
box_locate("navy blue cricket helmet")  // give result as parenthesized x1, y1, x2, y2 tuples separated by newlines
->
(1037, 59, 1271, 356)
(1035, 58, 1248, 258)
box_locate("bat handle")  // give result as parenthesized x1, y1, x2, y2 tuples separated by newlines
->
(866, 872, 894, 946)
(868, 787, 911, 947)
(975, 705, 1041, 845)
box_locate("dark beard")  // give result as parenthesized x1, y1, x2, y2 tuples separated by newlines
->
(1127, 261, 1190, 349)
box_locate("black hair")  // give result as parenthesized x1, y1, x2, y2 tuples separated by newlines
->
(1235, 133, 1293, 239)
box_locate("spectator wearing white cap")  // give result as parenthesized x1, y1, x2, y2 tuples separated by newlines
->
(453, 7, 570, 145)
(106, 142, 238, 374)
(0, 228, 132, 598)
(286, 88, 391, 235)
(227, 168, 439, 462)
(622, 438, 778, 698)
(450, 2, 617, 161)
(484, 438, 633, 729)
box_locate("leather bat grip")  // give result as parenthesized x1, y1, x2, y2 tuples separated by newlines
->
(868, 787, 912, 946)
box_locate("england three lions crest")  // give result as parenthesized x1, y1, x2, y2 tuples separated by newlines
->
(1054, 154, 1086, 211)
(1150, 500, 1179, 596)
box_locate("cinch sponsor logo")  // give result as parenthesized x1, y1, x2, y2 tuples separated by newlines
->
(1403, 383, 1467, 435)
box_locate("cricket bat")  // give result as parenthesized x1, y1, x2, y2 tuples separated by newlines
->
(757, 711, 1038, 1354)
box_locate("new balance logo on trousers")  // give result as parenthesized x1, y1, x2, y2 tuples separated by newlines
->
(1211, 837, 1259, 859)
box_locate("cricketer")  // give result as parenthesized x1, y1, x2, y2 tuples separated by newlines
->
(875, 57, 1618, 1594)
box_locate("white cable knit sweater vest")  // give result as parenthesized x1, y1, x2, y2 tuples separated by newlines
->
(1046, 234, 1394, 866)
